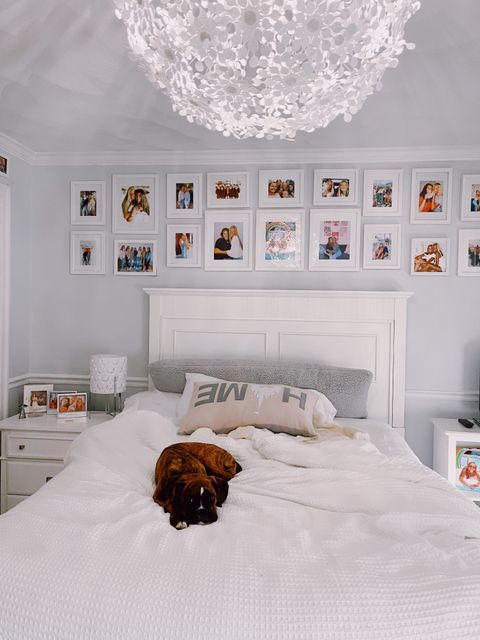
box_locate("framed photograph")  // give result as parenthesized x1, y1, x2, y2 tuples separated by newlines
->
(207, 172, 249, 208)
(363, 170, 403, 216)
(456, 447, 480, 495)
(70, 231, 106, 275)
(461, 175, 480, 222)
(167, 225, 202, 268)
(313, 169, 358, 206)
(167, 173, 202, 218)
(57, 393, 87, 418)
(309, 209, 361, 271)
(114, 239, 157, 275)
(47, 390, 77, 414)
(410, 168, 452, 224)
(258, 170, 304, 208)
(458, 229, 480, 277)
(204, 210, 252, 271)
(112, 174, 159, 234)
(411, 238, 449, 275)
(363, 224, 402, 270)
(0, 154, 7, 177)
(23, 384, 53, 415)
(70, 181, 106, 225)
(255, 210, 305, 271)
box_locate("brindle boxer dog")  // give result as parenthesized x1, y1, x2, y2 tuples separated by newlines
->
(153, 442, 242, 530)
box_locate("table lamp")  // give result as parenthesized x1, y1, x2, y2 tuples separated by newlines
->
(89, 354, 127, 416)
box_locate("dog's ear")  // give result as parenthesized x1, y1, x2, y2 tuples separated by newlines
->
(211, 477, 229, 507)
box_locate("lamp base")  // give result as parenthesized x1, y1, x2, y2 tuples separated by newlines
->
(106, 392, 123, 417)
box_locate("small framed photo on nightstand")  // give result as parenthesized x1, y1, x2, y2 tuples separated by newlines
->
(23, 384, 53, 415)
(56, 393, 87, 419)
(47, 390, 77, 414)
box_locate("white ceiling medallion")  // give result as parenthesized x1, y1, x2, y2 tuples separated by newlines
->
(114, 0, 421, 140)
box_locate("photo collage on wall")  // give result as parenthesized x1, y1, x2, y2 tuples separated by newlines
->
(66, 165, 480, 277)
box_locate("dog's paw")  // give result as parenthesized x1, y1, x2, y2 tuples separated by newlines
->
(175, 521, 188, 530)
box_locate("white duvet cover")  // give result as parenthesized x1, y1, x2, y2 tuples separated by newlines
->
(1, 392, 480, 639)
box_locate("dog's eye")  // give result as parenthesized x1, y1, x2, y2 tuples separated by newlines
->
(188, 497, 194, 503)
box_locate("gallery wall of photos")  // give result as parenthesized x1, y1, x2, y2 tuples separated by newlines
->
(69, 169, 480, 277)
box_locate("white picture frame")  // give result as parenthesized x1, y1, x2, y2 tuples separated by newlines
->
(363, 170, 403, 217)
(410, 168, 452, 224)
(308, 209, 361, 271)
(23, 384, 53, 415)
(56, 392, 87, 419)
(47, 390, 77, 414)
(166, 224, 202, 268)
(458, 229, 480, 277)
(460, 175, 480, 222)
(206, 172, 250, 208)
(112, 174, 159, 234)
(258, 169, 304, 208)
(166, 173, 202, 218)
(313, 169, 358, 206)
(70, 231, 106, 275)
(204, 210, 252, 271)
(363, 224, 402, 270)
(410, 238, 450, 275)
(0, 153, 8, 178)
(113, 239, 157, 276)
(70, 181, 106, 225)
(255, 210, 305, 271)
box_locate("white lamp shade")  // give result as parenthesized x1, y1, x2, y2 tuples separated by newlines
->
(90, 354, 127, 394)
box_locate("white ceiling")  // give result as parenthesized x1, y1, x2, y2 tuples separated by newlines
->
(0, 0, 478, 153)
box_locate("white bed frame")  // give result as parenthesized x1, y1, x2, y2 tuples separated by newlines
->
(144, 288, 413, 434)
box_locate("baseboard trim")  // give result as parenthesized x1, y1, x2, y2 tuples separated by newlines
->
(9, 373, 149, 390)
(406, 389, 479, 403)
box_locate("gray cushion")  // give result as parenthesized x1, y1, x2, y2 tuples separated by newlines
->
(148, 358, 372, 419)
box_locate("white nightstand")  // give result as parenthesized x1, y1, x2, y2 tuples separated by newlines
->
(0, 412, 112, 513)
(432, 418, 480, 502)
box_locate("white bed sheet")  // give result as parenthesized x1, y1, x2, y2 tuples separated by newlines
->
(1, 391, 480, 639)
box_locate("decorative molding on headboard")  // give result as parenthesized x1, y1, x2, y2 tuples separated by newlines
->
(144, 288, 413, 429)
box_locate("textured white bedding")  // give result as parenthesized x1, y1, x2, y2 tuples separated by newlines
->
(1, 391, 480, 639)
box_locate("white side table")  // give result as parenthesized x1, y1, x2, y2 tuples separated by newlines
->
(0, 412, 113, 513)
(432, 418, 480, 503)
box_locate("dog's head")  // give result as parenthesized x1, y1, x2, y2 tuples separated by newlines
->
(171, 473, 229, 527)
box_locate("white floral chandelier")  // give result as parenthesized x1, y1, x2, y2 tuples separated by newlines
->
(114, 0, 421, 140)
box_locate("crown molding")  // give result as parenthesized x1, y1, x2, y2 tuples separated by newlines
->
(0, 132, 36, 165)
(2, 130, 480, 167)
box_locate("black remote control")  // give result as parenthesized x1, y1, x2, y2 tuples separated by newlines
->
(458, 418, 474, 428)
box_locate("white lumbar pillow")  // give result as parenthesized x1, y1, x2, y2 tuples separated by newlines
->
(176, 372, 337, 431)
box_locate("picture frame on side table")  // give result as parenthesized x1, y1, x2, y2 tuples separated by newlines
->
(258, 169, 304, 207)
(70, 231, 106, 275)
(363, 170, 403, 216)
(70, 181, 106, 225)
(167, 224, 202, 268)
(114, 239, 157, 275)
(255, 210, 305, 271)
(47, 390, 77, 414)
(458, 229, 480, 276)
(206, 172, 250, 208)
(410, 237, 450, 275)
(410, 168, 452, 224)
(204, 210, 252, 271)
(461, 175, 480, 222)
(309, 209, 361, 271)
(56, 393, 88, 419)
(363, 224, 402, 269)
(112, 174, 159, 234)
(23, 384, 53, 415)
(167, 173, 202, 218)
(313, 169, 358, 206)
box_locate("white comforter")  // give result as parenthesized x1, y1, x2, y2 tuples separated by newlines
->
(1, 395, 480, 639)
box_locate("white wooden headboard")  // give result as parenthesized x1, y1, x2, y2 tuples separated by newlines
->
(144, 288, 413, 431)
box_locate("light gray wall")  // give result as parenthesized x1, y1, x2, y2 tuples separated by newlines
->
(7, 156, 32, 414)
(13, 160, 480, 466)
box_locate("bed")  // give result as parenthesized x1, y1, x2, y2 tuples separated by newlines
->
(1, 288, 480, 639)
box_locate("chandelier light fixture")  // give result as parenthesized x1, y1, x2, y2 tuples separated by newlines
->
(114, 0, 421, 140)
